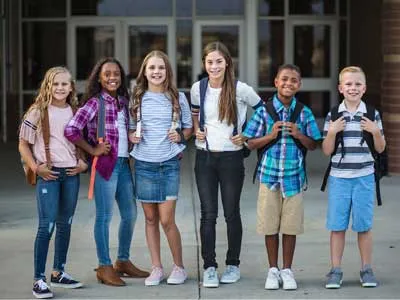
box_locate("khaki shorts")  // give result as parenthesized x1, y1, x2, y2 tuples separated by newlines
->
(257, 184, 304, 235)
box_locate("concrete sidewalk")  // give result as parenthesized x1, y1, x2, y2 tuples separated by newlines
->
(0, 141, 399, 299)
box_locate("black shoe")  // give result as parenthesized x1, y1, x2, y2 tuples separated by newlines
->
(50, 272, 83, 289)
(33, 279, 53, 299)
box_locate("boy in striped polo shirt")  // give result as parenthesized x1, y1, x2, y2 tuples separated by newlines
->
(322, 66, 386, 289)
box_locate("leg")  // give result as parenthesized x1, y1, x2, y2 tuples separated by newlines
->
(195, 150, 219, 269)
(282, 234, 296, 269)
(53, 171, 80, 273)
(219, 151, 244, 267)
(330, 231, 346, 268)
(265, 234, 279, 268)
(115, 159, 136, 261)
(142, 203, 162, 267)
(94, 168, 118, 266)
(34, 178, 60, 280)
(358, 230, 373, 267)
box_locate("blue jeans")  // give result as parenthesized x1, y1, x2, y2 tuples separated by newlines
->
(94, 157, 137, 266)
(195, 149, 245, 269)
(34, 167, 80, 280)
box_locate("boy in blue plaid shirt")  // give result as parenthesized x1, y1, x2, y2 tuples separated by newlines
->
(243, 64, 321, 290)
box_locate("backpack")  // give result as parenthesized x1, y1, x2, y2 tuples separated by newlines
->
(320, 104, 388, 206)
(199, 77, 251, 157)
(252, 98, 307, 183)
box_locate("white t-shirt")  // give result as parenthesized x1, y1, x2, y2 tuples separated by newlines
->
(117, 110, 129, 157)
(190, 80, 261, 151)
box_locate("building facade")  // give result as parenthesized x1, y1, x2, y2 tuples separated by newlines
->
(1, 0, 399, 173)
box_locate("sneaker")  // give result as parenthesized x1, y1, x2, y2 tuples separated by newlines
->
(33, 279, 53, 299)
(265, 267, 282, 290)
(145, 266, 164, 286)
(280, 268, 297, 290)
(220, 265, 240, 284)
(167, 265, 187, 285)
(203, 267, 219, 288)
(50, 272, 83, 289)
(360, 265, 378, 287)
(325, 267, 343, 289)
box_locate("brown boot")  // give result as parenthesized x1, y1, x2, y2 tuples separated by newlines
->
(114, 260, 150, 278)
(96, 265, 126, 286)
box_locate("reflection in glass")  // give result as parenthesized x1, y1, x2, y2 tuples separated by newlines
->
(293, 25, 330, 78)
(196, 0, 244, 15)
(176, 20, 192, 88)
(176, 0, 192, 17)
(339, 20, 347, 71)
(297, 91, 330, 118)
(201, 26, 240, 77)
(258, 20, 284, 87)
(23, 22, 66, 89)
(128, 26, 167, 84)
(289, 0, 335, 15)
(258, 0, 284, 16)
(22, 0, 66, 18)
(71, 0, 172, 16)
(76, 26, 114, 80)
(340, 0, 347, 16)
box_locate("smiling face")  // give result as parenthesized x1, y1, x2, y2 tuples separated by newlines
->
(51, 71, 72, 106)
(274, 68, 301, 105)
(338, 71, 366, 105)
(204, 50, 227, 85)
(144, 56, 167, 91)
(99, 62, 121, 97)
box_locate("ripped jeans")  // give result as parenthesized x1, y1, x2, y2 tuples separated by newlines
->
(34, 167, 79, 281)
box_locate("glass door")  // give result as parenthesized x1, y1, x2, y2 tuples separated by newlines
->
(193, 20, 244, 83)
(124, 18, 175, 92)
(68, 20, 122, 94)
(286, 19, 338, 118)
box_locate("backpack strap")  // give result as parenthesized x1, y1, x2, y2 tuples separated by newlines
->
(97, 94, 106, 141)
(42, 107, 51, 168)
(321, 105, 343, 192)
(199, 77, 208, 132)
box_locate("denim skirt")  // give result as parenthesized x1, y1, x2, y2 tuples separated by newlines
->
(134, 156, 180, 203)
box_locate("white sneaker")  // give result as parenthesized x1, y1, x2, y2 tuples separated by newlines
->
(265, 267, 282, 290)
(220, 265, 240, 283)
(145, 266, 164, 286)
(203, 267, 219, 288)
(280, 268, 297, 290)
(167, 265, 187, 285)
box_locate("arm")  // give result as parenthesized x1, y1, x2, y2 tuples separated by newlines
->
(322, 116, 346, 156)
(19, 138, 38, 174)
(246, 120, 284, 150)
(361, 115, 386, 153)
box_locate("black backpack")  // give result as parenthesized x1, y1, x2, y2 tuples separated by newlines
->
(320, 104, 388, 206)
(199, 77, 251, 157)
(252, 98, 307, 183)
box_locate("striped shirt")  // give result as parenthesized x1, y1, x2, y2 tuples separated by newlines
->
(323, 100, 384, 178)
(129, 91, 192, 163)
(64, 90, 130, 180)
(243, 95, 322, 198)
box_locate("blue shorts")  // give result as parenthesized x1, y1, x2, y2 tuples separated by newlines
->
(134, 156, 180, 203)
(326, 174, 375, 232)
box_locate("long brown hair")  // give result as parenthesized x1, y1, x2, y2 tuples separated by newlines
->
(131, 50, 180, 119)
(22, 66, 78, 132)
(202, 41, 236, 125)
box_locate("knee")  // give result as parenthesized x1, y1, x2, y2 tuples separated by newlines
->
(201, 210, 218, 223)
(37, 220, 55, 238)
(145, 214, 159, 227)
(160, 217, 176, 232)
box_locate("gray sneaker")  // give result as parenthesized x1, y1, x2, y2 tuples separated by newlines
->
(203, 267, 219, 288)
(360, 266, 378, 287)
(325, 267, 343, 289)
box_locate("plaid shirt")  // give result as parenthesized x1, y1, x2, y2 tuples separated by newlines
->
(64, 90, 130, 180)
(243, 95, 321, 197)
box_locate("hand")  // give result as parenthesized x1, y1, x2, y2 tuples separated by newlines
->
(36, 163, 59, 181)
(230, 134, 246, 146)
(360, 116, 380, 135)
(270, 121, 285, 139)
(92, 141, 111, 156)
(328, 116, 346, 134)
(285, 122, 301, 138)
(195, 128, 207, 142)
(66, 159, 88, 176)
(168, 129, 182, 143)
(129, 131, 142, 144)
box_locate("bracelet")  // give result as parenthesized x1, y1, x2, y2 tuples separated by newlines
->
(176, 129, 186, 145)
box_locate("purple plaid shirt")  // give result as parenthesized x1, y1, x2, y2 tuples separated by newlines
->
(64, 90, 130, 180)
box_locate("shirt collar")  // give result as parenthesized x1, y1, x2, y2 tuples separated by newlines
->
(273, 94, 297, 113)
(100, 90, 118, 103)
(338, 100, 367, 114)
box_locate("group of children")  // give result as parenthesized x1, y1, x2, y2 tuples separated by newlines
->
(19, 41, 385, 299)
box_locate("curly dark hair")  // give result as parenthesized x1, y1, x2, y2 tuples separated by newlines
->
(80, 57, 129, 105)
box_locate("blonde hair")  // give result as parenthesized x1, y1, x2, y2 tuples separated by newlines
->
(22, 66, 78, 131)
(131, 50, 179, 118)
(339, 66, 366, 84)
(202, 41, 237, 126)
